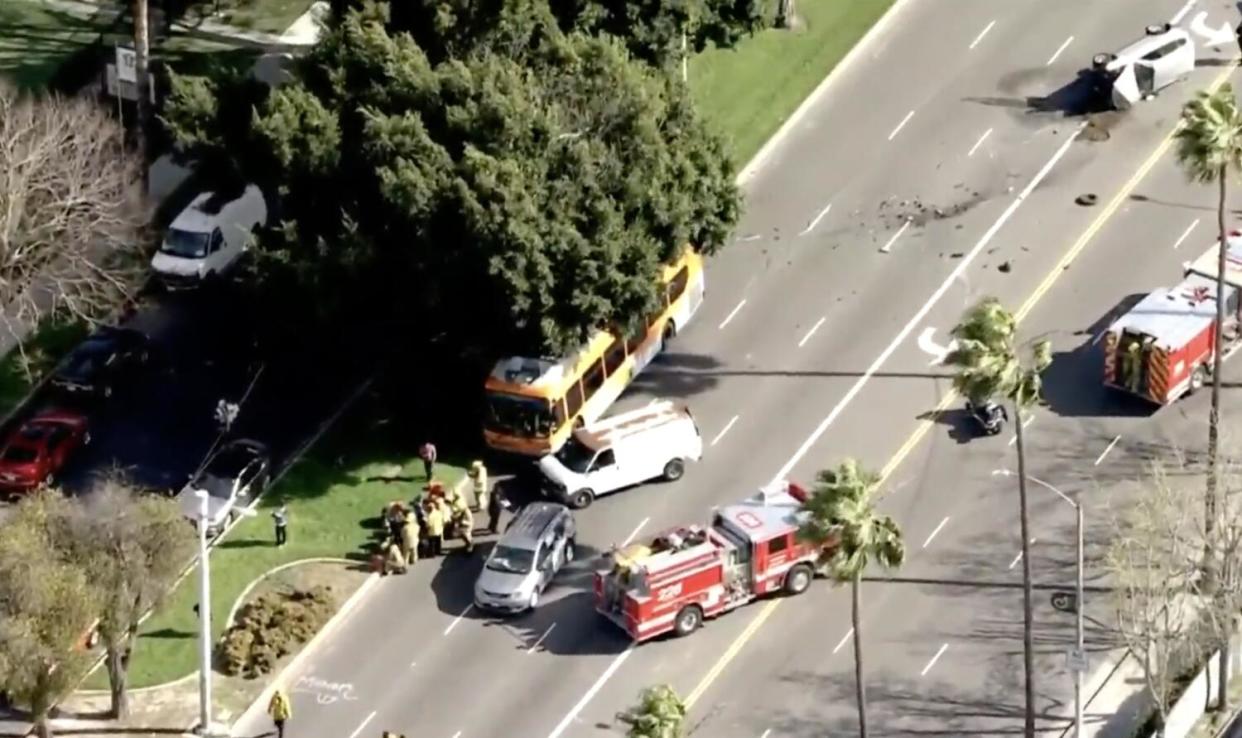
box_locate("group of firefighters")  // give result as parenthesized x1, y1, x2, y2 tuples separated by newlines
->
(376, 460, 506, 575)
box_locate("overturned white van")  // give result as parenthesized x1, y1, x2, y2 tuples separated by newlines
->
(1092, 24, 1195, 111)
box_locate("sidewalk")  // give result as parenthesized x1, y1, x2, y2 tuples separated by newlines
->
(31, 0, 323, 48)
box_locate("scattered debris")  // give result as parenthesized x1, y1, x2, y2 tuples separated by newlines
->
(998, 261, 1012, 273)
(1076, 193, 1098, 206)
(950, 252, 964, 259)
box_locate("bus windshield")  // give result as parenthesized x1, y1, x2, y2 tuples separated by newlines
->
(485, 391, 555, 438)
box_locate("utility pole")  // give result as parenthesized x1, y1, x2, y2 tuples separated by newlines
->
(196, 489, 214, 736)
(132, 0, 152, 194)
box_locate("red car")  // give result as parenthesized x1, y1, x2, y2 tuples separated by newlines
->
(0, 411, 90, 494)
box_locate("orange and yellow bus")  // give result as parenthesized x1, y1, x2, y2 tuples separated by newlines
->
(483, 248, 706, 457)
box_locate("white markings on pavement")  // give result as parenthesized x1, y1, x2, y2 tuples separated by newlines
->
(800, 202, 833, 236)
(739, 234, 762, 242)
(833, 628, 854, 654)
(293, 675, 359, 705)
(760, 730, 772, 738)
(888, 110, 915, 141)
(768, 126, 1084, 486)
(347, 711, 377, 738)
(622, 518, 649, 546)
(1095, 435, 1121, 466)
(1173, 219, 1200, 250)
(969, 20, 996, 50)
(528, 623, 557, 654)
(922, 516, 950, 549)
(718, 299, 747, 329)
(916, 326, 956, 365)
(921, 644, 949, 676)
(443, 604, 472, 636)
(798, 317, 827, 348)
(711, 415, 740, 446)
(1007, 415, 1034, 446)
(546, 645, 636, 738)
(880, 219, 912, 254)
(1171, 0, 1196, 25)
(1008, 538, 1037, 570)
(968, 128, 993, 157)
(451, 732, 462, 738)
(409, 659, 417, 668)
(1047, 36, 1074, 66)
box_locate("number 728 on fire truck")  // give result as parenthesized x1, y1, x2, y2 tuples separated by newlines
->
(593, 481, 835, 642)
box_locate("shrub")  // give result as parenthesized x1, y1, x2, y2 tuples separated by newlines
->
(218, 584, 335, 678)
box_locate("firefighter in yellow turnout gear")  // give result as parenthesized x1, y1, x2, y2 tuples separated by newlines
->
(1122, 340, 1143, 394)
(469, 460, 489, 512)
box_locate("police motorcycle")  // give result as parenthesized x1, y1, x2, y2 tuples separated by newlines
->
(964, 398, 1007, 436)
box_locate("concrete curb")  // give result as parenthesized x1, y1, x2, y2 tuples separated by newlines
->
(734, 0, 914, 187)
(223, 557, 357, 631)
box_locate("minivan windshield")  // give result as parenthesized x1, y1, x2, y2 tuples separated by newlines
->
(487, 544, 535, 574)
(161, 229, 210, 258)
(554, 437, 596, 474)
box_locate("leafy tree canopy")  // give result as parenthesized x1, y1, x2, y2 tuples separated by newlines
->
(164, 0, 740, 355)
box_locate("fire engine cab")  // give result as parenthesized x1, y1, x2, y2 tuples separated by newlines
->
(593, 481, 827, 642)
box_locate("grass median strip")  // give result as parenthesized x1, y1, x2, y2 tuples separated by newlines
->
(690, 0, 897, 167)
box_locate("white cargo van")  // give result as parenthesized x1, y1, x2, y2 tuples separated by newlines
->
(152, 185, 267, 289)
(539, 400, 702, 509)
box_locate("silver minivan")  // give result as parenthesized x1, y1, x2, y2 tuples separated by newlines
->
(473, 502, 576, 613)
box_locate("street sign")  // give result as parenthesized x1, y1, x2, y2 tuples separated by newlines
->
(1051, 591, 1078, 614)
(115, 46, 137, 84)
(1066, 648, 1088, 675)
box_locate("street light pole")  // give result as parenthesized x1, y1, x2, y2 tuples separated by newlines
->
(196, 489, 214, 736)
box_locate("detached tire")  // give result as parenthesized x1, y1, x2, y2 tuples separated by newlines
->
(570, 488, 594, 509)
(662, 458, 685, 482)
(784, 564, 813, 596)
(673, 605, 703, 637)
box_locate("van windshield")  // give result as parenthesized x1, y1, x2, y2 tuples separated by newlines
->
(487, 544, 535, 574)
(162, 229, 210, 258)
(554, 437, 595, 474)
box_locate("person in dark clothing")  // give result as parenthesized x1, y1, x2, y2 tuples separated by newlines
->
(271, 503, 288, 547)
(487, 483, 514, 535)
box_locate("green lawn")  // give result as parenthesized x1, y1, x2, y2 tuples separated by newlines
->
(184, 0, 314, 36)
(0, 321, 88, 419)
(83, 417, 465, 689)
(0, 0, 107, 89)
(689, 0, 897, 167)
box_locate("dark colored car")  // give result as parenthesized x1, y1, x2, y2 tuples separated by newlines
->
(51, 327, 151, 399)
(0, 410, 91, 494)
(176, 439, 272, 531)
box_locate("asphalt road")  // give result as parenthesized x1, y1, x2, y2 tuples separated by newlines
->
(232, 1, 1242, 737)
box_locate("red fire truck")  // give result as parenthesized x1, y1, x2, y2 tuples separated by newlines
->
(593, 480, 828, 642)
(1102, 236, 1242, 405)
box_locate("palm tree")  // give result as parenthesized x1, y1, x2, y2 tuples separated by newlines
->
(616, 684, 687, 738)
(1173, 82, 1242, 713)
(797, 458, 905, 738)
(945, 297, 1050, 738)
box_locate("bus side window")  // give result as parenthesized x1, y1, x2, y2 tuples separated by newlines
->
(603, 339, 627, 376)
(666, 267, 690, 304)
(564, 382, 584, 419)
(624, 326, 645, 355)
(582, 358, 606, 399)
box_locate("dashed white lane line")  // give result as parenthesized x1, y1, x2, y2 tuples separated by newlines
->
(888, 110, 916, 141)
(451, 732, 462, 738)
(1008, 538, 1037, 570)
(409, 659, 417, 668)
(1007, 415, 1034, 446)
(1171, 0, 1196, 24)
(760, 730, 772, 738)
(711, 415, 740, 446)
(443, 604, 472, 636)
(739, 234, 762, 242)
(880, 218, 913, 253)
(922, 516, 950, 549)
(622, 517, 650, 546)
(546, 645, 636, 738)
(719, 299, 747, 329)
(800, 202, 833, 236)
(968, 127, 993, 157)
(921, 644, 949, 676)
(969, 20, 996, 50)
(1046, 36, 1074, 66)
(1095, 435, 1121, 466)
(348, 711, 377, 738)
(833, 628, 854, 654)
(1173, 218, 1200, 249)
(798, 317, 827, 348)
(528, 623, 557, 654)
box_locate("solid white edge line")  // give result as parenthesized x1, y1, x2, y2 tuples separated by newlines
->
(711, 415, 740, 446)
(546, 645, 636, 738)
(798, 317, 827, 348)
(800, 202, 834, 236)
(622, 517, 650, 546)
(968, 127, 993, 157)
(1172, 218, 1200, 249)
(1095, 435, 1121, 466)
(880, 218, 913, 253)
(528, 622, 557, 654)
(833, 628, 854, 654)
(348, 711, 377, 738)
(768, 125, 1083, 486)
(969, 20, 996, 50)
(888, 110, 916, 141)
(443, 604, 473, 636)
(922, 516, 950, 548)
(921, 644, 949, 676)
(1171, 0, 1196, 25)
(1047, 36, 1074, 66)
(718, 299, 748, 329)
